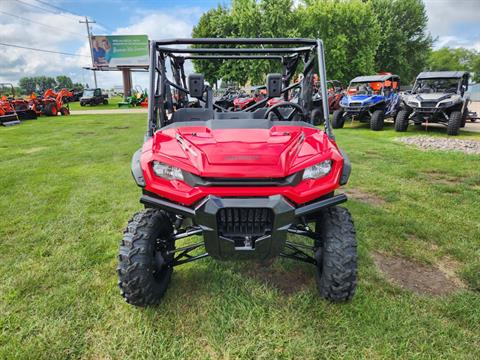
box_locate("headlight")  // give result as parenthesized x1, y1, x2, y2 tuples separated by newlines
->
(438, 101, 453, 107)
(152, 161, 184, 181)
(303, 160, 332, 180)
(407, 101, 419, 107)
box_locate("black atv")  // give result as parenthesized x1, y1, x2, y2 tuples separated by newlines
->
(395, 71, 471, 135)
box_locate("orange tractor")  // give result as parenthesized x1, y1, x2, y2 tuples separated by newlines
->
(29, 88, 73, 116)
(0, 83, 37, 126)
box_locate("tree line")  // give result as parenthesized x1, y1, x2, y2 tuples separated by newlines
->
(192, 0, 478, 86)
(17, 76, 84, 95)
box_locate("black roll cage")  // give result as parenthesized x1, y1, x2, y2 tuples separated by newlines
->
(147, 38, 333, 139)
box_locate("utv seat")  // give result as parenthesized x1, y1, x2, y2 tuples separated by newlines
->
(212, 108, 269, 120)
(171, 108, 214, 122)
(214, 111, 254, 120)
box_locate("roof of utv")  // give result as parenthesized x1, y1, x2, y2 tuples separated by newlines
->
(146, 37, 334, 138)
(350, 74, 399, 83)
(416, 71, 469, 79)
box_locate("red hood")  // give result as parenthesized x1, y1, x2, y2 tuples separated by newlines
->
(233, 97, 253, 106)
(144, 124, 338, 178)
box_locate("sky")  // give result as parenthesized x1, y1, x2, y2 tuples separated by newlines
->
(0, 0, 479, 89)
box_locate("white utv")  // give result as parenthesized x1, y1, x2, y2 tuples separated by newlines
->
(395, 71, 470, 135)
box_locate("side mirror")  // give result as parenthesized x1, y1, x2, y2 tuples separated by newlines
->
(188, 74, 204, 98)
(266, 73, 282, 98)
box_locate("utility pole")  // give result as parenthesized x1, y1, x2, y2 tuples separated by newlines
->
(79, 16, 98, 88)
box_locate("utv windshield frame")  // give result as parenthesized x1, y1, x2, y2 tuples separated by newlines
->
(147, 38, 333, 139)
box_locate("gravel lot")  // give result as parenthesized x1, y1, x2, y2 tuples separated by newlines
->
(397, 136, 480, 155)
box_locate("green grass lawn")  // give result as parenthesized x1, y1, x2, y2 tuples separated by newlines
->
(68, 96, 124, 110)
(0, 115, 479, 359)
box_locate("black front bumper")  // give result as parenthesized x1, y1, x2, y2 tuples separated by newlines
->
(140, 193, 347, 261)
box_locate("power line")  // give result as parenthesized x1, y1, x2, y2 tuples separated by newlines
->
(34, 0, 83, 18)
(33, 0, 115, 33)
(0, 42, 90, 58)
(15, 0, 78, 20)
(0, 10, 84, 38)
(16, 0, 114, 34)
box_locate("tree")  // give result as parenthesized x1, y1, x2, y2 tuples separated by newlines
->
(192, 0, 381, 85)
(192, 0, 297, 85)
(72, 82, 85, 91)
(428, 47, 480, 82)
(18, 76, 57, 94)
(192, 6, 234, 86)
(371, 0, 432, 84)
(298, 0, 381, 82)
(56, 75, 73, 89)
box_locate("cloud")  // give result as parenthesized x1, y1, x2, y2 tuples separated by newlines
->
(424, 0, 480, 49)
(0, 1, 202, 88)
(114, 8, 200, 39)
(0, 0, 91, 85)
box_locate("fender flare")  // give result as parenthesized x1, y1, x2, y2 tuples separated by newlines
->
(339, 148, 351, 185)
(131, 148, 146, 187)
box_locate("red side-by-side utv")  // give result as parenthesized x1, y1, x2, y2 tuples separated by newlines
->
(118, 38, 357, 307)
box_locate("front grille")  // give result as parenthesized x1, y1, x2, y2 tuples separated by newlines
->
(346, 106, 365, 112)
(217, 208, 273, 239)
(421, 101, 437, 108)
(349, 102, 362, 107)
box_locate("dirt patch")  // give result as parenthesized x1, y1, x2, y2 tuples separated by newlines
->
(344, 188, 386, 206)
(245, 262, 313, 295)
(77, 131, 96, 136)
(397, 136, 480, 155)
(373, 252, 464, 296)
(422, 170, 465, 185)
(111, 126, 130, 130)
(23, 147, 47, 154)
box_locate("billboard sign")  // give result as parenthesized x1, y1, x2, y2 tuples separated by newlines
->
(90, 35, 148, 69)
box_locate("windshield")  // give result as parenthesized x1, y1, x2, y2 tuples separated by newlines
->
(83, 89, 95, 96)
(347, 82, 383, 95)
(413, 78, 460, 94)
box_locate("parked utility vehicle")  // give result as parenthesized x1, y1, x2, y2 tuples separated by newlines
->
(333, 74, 400, 131)
(118, 38, 356, 307)
(79, 88, 108, 106)
(395, 71, 470, 135)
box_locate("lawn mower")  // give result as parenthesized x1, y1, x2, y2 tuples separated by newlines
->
(333, 73, 400, 131)
(118, 38, 356, 307)
(29, 88, 73, 116)
(118, 87, 147, 108)
(395, 71, 471, 135)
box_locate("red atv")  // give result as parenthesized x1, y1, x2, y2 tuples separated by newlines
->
(232, 87, 266, 111)
(326, 80, 345, 112)
(118, 38, 357, 307)
(268, 80, 345, 125)
(29, 88, 73, 117)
